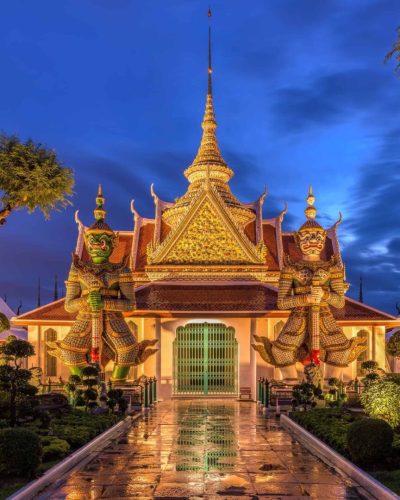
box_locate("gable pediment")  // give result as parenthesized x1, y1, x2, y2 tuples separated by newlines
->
(147, 187, 266, 265)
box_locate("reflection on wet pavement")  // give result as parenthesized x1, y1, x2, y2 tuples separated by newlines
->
(39, 400, 371, 499)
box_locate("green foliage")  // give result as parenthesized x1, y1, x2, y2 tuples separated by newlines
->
(291, 409, 353, 456)
(0, 428, 42, 478)
(0, 313, 10, 334)
(361, 380, 400, 428)
(361, 360, 379, 374)
(292, 383, 321, 409)
(50, 410, 119, 448)
(328, 377, 340, 387)
(0, 337, 34, 365)
(0, 338, 37, 426)
(81, 366, 99, 378)
(41, 436, 70, 461)
(347, 418, 393, 466)
(0, 133, 74, 225)
(384, 373, 400, 385)
(387, 331, 400, 358)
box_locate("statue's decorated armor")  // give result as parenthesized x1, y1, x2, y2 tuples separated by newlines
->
(47, 186, 157, 381)
(253, 188, 366, 368)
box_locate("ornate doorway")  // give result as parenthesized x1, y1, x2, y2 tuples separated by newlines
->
(173, 322, 238, 396)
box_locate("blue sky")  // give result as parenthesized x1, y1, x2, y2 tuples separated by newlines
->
(0, 0, 399, 314)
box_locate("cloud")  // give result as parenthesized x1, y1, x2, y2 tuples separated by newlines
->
(271, 69, 391, 133)
(341, 127, 400, 313)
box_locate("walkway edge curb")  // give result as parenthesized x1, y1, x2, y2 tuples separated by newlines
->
(280, 414, 399, 500)
(9, 411, 143, 500)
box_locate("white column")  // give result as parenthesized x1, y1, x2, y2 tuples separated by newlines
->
(155, 317, 161, 382)
(250, 318, 257, 401)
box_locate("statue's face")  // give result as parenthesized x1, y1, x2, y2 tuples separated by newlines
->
(297, 229, 326, 257)
(85, 232, 115, 264)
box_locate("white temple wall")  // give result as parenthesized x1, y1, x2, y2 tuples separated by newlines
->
(25, 318, 390, 393)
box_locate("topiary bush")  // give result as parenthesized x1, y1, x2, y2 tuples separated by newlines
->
(360, 380, 400, 428)
(41, 436, 70, 461)
(0, 427, 42, 477)
(347, 418, 393, 466)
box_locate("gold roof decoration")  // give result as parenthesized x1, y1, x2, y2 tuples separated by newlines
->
(162, 10, 255, 228)
(298, 185, 325, 232)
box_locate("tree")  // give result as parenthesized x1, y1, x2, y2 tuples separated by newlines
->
(360, 379, 400, 428)
(0, 134, 74, 225)
(385, 26, 400, 76)
(0, 336, 37, 426)
(387, 331, 400, 358)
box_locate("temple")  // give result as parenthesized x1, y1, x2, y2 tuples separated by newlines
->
(13, 23, 400, 400)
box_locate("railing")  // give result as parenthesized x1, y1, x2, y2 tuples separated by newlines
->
(257, 378, 295, 411)
(39, 376, 159, 412)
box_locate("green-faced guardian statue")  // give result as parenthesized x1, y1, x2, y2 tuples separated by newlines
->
(47, 186, 157, 382)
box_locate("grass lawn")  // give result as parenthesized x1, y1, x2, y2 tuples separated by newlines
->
(290, 408, 400, 495)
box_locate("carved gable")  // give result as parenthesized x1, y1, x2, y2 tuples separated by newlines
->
(148, 188, 266, 265)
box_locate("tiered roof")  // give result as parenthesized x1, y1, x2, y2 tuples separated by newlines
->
(14, 284, 399, 325)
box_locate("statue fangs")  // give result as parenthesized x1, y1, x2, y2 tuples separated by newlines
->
(252, 187, 366, 379)
(47, 186, 158, 382)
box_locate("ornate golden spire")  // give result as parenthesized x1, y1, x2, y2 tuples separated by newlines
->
(184, 8, 234, 185)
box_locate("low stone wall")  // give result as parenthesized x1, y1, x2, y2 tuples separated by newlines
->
(9, 412, 142, 500)
(281, 414, 398, 500)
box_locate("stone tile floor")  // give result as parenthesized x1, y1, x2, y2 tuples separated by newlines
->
(38, 400, 374, 499)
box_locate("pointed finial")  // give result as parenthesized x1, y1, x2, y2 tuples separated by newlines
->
(54, 274, 59, 301)
(304, 185, 317, 220)
(37, 277, 41, 308)
(359, 276, 364, 303)
(208, 7, 212, 96)
(94, 185, 106, 221)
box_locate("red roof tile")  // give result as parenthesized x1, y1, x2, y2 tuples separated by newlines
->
(263, 224, 280, 270)
(135, 223, 155, 271)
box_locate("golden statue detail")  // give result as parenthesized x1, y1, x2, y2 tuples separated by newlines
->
(253, 187, 366, 378)
(47, 187, 158, 382)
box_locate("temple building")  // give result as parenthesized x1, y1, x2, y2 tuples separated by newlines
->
(12, 31, 400, 400)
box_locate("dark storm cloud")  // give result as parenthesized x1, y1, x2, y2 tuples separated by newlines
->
(272, 69, 391, 132)
(342, 127, 400, 313)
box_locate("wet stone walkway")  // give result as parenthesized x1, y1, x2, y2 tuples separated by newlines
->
(40, 400, 371, 499)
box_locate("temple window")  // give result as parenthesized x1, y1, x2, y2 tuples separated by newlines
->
(356, 329, 369, 376)
(44, 328, 57, 377)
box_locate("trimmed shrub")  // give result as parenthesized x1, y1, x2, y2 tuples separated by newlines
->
(291, 408, 351, 456)
(347, 418, 393, 466)
(361, 380, 400, 428)
(0, 428, 42, 477)
(41, 436, 70, 461)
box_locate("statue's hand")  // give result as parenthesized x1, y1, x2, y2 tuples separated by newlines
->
(311, 286, 323, 304)
(87, 291, 104, 311)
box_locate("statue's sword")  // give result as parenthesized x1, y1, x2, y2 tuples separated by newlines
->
(310, 276, 321, 365)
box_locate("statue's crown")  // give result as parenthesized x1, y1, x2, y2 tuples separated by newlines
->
(85, 185, 114, 236)
(298, 186, 325, 233)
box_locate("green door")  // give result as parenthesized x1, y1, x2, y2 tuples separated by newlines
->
(173, 322, 238, 396)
